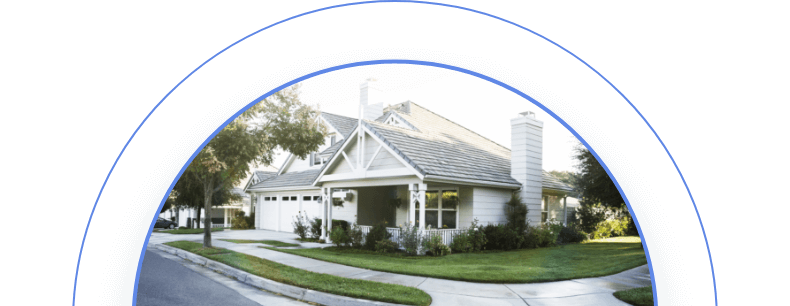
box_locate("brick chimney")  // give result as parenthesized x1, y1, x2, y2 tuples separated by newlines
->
(511, 111, 544, 225)
(359, 78, 384, 121)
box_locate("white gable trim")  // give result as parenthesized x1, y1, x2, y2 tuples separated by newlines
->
(381, 112, 418, 131)
(312, 125, 423, 185)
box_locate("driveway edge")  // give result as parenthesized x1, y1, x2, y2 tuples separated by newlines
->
(154, 243, 408, 306)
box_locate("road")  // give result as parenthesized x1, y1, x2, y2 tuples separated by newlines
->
(136, 249, 307, 306)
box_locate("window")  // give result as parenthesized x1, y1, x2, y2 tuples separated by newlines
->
(303, 196, 311, 201)
(313, 196, 321, 202)
(282, 196, 290, 201)
(415, 189, 459, 229)
(542, 196, 549, 223)
(264, 197, 271, 201)
(330, 135, 336, 145)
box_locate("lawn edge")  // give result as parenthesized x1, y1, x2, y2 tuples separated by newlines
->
(267, 246, 648, 284)
(154, 243, 420, 306)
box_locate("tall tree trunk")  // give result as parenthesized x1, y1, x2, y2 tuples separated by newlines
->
(203, 177, 215, 248)
(196, 206, 202, 228)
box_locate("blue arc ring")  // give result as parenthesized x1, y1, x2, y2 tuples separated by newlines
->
(72, 1, 718, 304)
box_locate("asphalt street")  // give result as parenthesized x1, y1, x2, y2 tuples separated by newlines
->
(136, 250, 262, 306)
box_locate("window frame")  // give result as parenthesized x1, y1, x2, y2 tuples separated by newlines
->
(415, 188, 460, 229)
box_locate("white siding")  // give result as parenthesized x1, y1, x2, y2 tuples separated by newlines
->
(458, 186, 474, 228)
(472, 187, 512, 225)
(332, 189, 358, 225)
(394, 185, 410, 227)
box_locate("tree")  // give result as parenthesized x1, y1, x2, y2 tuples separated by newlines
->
(548, 170, 582, 198)
(170, 173, 242, 228)
(182, 84, 325, 247)
(572, 143, 625, 209)
(504, 192, 528, 232)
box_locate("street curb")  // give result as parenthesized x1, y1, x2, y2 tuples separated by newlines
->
(154, 243, 408, 306)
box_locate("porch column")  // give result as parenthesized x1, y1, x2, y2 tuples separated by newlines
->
(224, 208, 228, 227)
(321, 187, 332, 241)
(409, 183, 427, 231)
(327, 188, 333, 240)
(563, 196, 568, 225)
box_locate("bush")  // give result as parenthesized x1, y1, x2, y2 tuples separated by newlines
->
(591, 217, 630, 239)
(505, 192, 528, 233)
(398, 224, 423, 255)
(292, 211, 310, 239)
(365, 222, 392, 250)
(575, 203, 608, 233)
(329, 227, 350, 247)
(310, 218, 351, 239)
(375, 239, 398, 253)
(482, 223, 524, 251)
(557, 224, 587, 244)
(450, 218, 487, 253)
(524, 225, 557, 248)
(231, 211, 255, 229)
(421, 234, 451, 256)
(348, 223, 365, 248)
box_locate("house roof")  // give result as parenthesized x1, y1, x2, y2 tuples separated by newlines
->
(321, 112, 358, 137)
(254, 170, 278, 182)
(541, 171, 574, 192)
(231, 187, 250, 198)
(361, 101, 521, 186)
(249, 169, 323, 189)
(319, 140, 344, 156)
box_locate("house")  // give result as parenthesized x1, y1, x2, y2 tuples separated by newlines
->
(244, 79, 579, 241)
(159, 167, 278, 228)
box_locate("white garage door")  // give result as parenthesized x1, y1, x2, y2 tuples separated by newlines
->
(301, 195, 322, 222)
(279, 195, 300, 232)
(261, 196, 278, 231)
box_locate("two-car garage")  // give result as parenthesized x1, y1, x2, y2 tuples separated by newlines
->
(257, 192, 322, 232)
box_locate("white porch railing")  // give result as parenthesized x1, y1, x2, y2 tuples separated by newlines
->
(211, 223, 225, 228)
(358, 225, 465, 246)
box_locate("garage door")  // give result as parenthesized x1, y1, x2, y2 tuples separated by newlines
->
(279, 195, 300, 232)
(261, 196, 278, 231)
(301, 195, 322, 222)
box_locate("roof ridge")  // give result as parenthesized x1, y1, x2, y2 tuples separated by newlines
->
(405, 101, 512, 152)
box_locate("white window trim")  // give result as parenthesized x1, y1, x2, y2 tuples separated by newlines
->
(416, 188, 460, 229)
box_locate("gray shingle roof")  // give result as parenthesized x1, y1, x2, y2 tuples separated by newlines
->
(321, 112, 358, 137)
(319, 140, 344, 156)
(542, 171, 574, 192)
(363, 101, 520, 186)
(249, 169, 322, 189)
(254, 170, 278, 182)
(232, 187, 250, 198)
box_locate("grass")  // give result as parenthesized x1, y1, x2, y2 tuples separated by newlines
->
(161, 227, 225, 234)
(268, 236, 647, 283)
(219, 239, 299, 247)
(296, 237, 321, 243)
(614, 286, 653, 306)
(165, 241, 431, 306)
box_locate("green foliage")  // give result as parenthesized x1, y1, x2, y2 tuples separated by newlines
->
(591, 217, 630, 240)
(575, 202, 608, 233)
(398, 224, 422, 255)
(387, 197, 402, 210)
(309, 217, 322, 239)
(421, 235, 451, 256)
(450, 218, 487, 253)
(557, 224, 587, 244)
(292, 211, 310, 239)
(524, 225, 557, 248)
(573, 143, 625, 209)
(375, 239, 399, 254)
(504, 192, 528, 232)
(365, 222, 392, 250)
(482, 224, 524, 251)
(330, 227, 350, 247)
(614, 286, 653, 306)
(348, 223, 365, 248)
(231, 210, 254, 229)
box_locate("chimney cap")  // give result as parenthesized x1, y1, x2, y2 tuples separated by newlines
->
(519, 111, 536, 118)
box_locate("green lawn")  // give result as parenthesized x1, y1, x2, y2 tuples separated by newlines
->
(614, 286, 653, 306)
(161, 227, 224, 234)
(219, 239, 299, 247)
(164, 241, 431, 306)
(269, 236, 647, 283)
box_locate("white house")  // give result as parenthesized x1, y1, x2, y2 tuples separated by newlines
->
(244, 79, 578, 241)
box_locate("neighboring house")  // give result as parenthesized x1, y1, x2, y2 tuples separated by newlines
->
(244, 79, 579, 240)
(159, 166, 278, 228)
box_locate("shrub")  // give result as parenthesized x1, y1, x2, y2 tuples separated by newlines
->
(329, 227, 350, 247)
(365, 222, 392, 250)
(292, 211, 310, 239)
(231, 211, 255, 229)
(524, 225, 557, 248)
(482, 223, 523, 251)
(309, 217, 322, 239)
(310, 218, 351, 239)
(557, 224, 587, 244)
(591, 217, 629, 239)
(348, 223, 365, 248)
(398, 224, 422, 255)
(505, 192, 528, 232)
(575, 202, 608, 233)
(451, 218, 487, 253)
(375, 239, 398, 253)
(421, 234, 451, 256)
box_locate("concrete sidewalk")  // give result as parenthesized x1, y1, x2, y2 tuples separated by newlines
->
(148, 230, 651, 306)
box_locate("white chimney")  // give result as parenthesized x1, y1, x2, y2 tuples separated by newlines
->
(359, 78, 384, 121)
(511, 111, 544, 225)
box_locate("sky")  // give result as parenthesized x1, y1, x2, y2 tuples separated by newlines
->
(266, 64, 581, 173)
